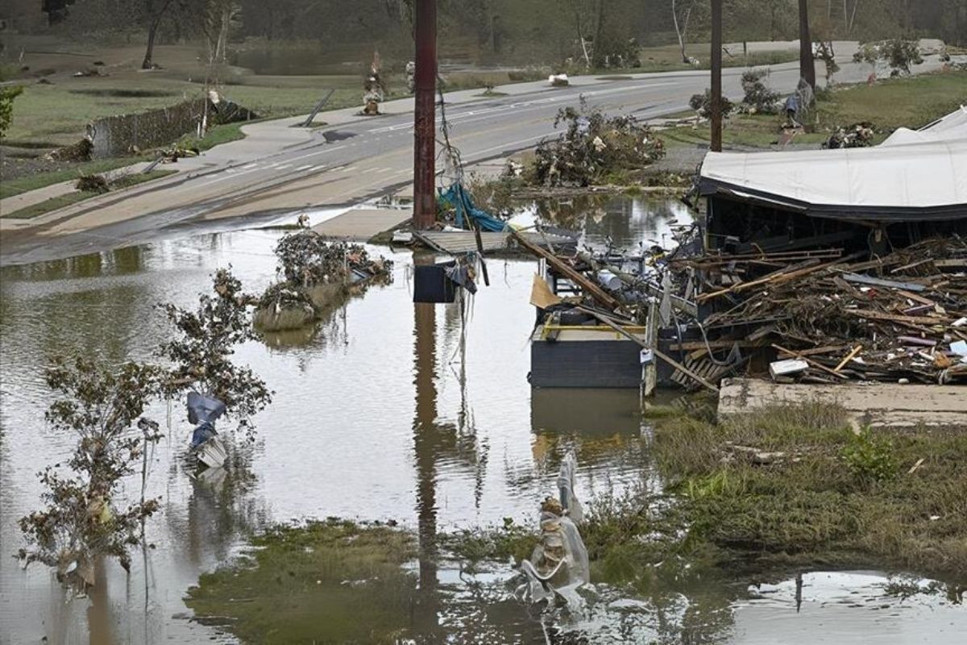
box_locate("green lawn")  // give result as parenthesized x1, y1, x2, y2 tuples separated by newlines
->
(0, 157, 145, 199)
(2, 169, 177, 219)
(659, 70, 967, 149)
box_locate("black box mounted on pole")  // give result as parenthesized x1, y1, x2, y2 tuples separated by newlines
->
(414, 261, 457, 304)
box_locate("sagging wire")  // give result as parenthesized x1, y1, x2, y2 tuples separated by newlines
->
(436, 83, 464, 188)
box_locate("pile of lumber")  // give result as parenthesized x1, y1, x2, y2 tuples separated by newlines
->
(687, 236, 967, 384)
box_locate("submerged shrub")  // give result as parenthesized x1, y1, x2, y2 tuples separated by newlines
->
(18, 358, 163, 591)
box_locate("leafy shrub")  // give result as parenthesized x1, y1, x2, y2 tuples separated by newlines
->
(689, 89, 735, 118)
(842, 427, 899, 483)
(740, 69, 781, 114)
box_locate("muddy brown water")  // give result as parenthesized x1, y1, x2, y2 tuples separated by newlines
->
(1, 198, 965, 643)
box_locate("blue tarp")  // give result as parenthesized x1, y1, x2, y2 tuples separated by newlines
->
(439, 183, 507, 232)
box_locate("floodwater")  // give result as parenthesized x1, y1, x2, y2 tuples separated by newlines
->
(1, 197, 964, 644)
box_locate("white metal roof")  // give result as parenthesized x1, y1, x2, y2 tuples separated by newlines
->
(700, 109, 967, 220)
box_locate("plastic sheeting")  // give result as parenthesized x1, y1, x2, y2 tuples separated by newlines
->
(439, 182, 507, 232)
(187, 392, 226, 425)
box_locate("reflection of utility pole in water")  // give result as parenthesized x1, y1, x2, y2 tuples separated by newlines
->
(411, 253, 440, 636)
(88, 560, 116, 645)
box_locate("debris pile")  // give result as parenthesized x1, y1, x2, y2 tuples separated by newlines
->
(273, 230, 392, 288)
(518, 226, 966, 391)
(533, 102, 666, 187)
(255, 230, 393, 331)
(673, 236, 967, 385)
(822, 122, 876, 149)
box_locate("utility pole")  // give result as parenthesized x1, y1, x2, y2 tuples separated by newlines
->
(799, 0, 816, 90)
(413, 0, 438, 230)
(710, 0, 723, 152)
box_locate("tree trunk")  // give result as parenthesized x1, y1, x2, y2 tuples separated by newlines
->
(672, 0, 691, 64)
(141, 0, 174, 70)
(799, 0, 816, 90)
(592, 0, 606, 68)
(141, 19, 160, 69)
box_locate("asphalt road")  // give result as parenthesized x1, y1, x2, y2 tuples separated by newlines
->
(0, 53, 947, 266)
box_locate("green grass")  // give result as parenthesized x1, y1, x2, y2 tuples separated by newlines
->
(2, 169, 176, 219)
(185, 519, 417, 645)
(650, 403, 967, 582)
(815, 71, 967, 130)
(176, 120, 252, 153)
(660, 70, 967, 149)
(0, 157, 145, 199)
(2, 191, 92, 220)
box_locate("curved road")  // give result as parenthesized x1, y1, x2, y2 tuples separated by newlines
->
(0, 53, 946, 266)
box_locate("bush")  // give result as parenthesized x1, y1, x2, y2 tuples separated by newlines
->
(689, 90, 735, 119)
(853, 39, 923, 78)
(740, 69, 780, 114)
(0, 84, 24, 140)
(18, 359, 163, 591)
(841, 428, 899, 483)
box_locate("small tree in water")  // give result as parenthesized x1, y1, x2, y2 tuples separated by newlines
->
(159, 268, 272, 438)
(18, 358, 163, 591)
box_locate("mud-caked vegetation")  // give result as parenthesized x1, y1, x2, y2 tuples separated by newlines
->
(185, 519, 417, 644)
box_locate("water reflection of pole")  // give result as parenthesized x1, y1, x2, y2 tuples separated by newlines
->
(412, 253, 440, 635)
(88, 560, 116, 645)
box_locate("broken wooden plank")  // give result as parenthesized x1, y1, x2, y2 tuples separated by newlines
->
(849, 310, 951, 326)
(834, 345, 863, 372)
(512, 229, 619, 310)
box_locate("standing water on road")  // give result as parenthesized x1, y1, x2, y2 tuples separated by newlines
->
(1, 197, 964, 643)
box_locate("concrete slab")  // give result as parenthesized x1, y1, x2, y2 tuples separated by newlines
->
(718, 378, 967, 429)
(312, 207, 411, 241)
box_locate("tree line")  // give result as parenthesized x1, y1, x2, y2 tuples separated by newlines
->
(37, 0, 967, 69)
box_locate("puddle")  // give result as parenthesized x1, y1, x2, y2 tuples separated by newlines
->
(1, 198, 963, 643)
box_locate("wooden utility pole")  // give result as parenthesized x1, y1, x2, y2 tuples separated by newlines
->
(710, 0, 723, 152)
(799, 0, 816, 90)
(413, 0, 438, 229)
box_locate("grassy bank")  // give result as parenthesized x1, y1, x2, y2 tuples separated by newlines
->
(662, 70, 967, 149)
(648, 402, 967, 582)
(442, 401, 967, 596)
(2, 169, 177, 219)
(185, 519, 416, 644)
(1, 157, 145, 199)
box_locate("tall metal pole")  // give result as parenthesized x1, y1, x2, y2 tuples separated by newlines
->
(799, 0, 816, 90)
(413, 0, 438, 230)
(710, 0, 723, 152)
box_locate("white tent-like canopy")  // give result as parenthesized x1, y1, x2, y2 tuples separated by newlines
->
(700, 108, 967, 222)
(882, 104, 967, 146)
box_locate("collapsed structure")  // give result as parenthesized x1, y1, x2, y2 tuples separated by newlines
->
(525, 107, 967, 392)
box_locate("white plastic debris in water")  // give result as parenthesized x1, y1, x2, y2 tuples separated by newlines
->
(196, 437, 228, 469)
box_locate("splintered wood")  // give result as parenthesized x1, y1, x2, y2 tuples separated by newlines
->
(687, 236, 967, 385)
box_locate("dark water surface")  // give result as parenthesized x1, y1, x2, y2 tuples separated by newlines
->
(1, 199, 964, 643)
